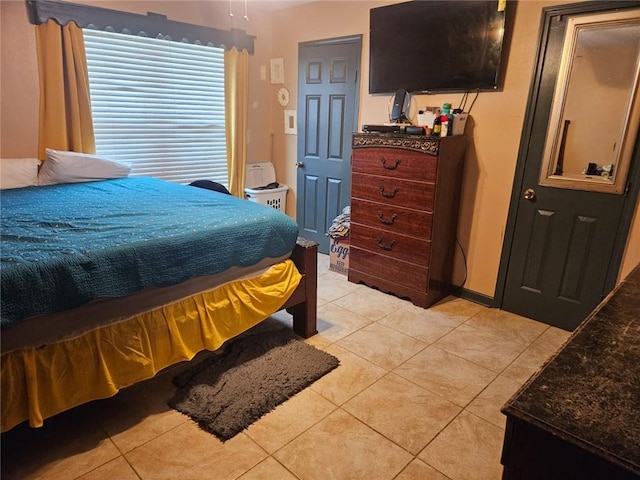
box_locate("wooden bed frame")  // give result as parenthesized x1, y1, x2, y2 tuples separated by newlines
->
(283, 237, 318, 338)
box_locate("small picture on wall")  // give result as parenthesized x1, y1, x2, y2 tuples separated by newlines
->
(270, 57, 284, 84)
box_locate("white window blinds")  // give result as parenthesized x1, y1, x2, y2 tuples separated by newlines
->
(83, 29, 228, 185)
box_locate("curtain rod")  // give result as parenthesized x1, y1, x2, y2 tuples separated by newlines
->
(25, 0, 255, 53)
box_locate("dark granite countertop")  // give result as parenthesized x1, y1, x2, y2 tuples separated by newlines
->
(502, 264, 640, 475)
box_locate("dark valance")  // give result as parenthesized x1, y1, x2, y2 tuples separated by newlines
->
(26, 0, 255, 54)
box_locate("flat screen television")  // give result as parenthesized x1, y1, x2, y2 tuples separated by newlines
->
(369, 0, 510, 94)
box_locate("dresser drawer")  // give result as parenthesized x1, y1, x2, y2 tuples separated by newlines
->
(352, 172, 435, 211)
(353, 148, 437, 183)
(350, 223, 430, 267)
(351, 198, 433, 238)
(350, 246, 428, 291)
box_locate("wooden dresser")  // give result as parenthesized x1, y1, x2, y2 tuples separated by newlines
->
(348, 133, 466, 308)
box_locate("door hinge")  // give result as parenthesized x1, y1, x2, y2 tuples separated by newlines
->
(624, 181, 631, 196)
(354, 70, 358, 83)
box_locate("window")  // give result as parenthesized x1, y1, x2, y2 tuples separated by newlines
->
(83, 29, 227, 185)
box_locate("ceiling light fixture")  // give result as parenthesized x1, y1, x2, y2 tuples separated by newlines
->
(229, 1, 249, 22)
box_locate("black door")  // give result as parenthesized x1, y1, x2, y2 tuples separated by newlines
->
(497, 2, 640, 331)
(296, 36, 361, 253)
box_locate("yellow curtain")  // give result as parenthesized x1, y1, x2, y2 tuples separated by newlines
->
(35, 20, 95, 159)
(224, 47, 249, 198)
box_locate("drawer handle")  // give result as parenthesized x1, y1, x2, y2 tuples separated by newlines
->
(380, 157, 401, 170)
(376, 236, 396, 251)
(379, 185, 399, 198)
(377, 211, 398, 225)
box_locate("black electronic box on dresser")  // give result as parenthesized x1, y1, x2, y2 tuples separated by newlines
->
(348, 133, 467, 308)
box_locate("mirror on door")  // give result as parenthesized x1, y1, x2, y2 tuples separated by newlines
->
(539, 9, 640, 194)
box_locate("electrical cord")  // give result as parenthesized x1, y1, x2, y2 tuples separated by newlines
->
(457, 91, 468, 113)
(452, 237, 468, 291)
(466, 88, 480, 114)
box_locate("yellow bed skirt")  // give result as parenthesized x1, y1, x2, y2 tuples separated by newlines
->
(1, 259, 301, 433)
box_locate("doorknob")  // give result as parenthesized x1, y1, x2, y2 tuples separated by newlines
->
(523, 188, 536, 201)
(295, 161, 304, 168)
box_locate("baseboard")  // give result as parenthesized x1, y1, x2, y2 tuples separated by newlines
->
(450, 287, 494, 308)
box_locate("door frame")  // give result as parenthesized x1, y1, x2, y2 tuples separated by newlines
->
(494, 1, 640, 310)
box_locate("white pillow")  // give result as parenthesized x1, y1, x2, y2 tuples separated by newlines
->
(0, 158, 42, 189)
(39, 149, 131, 186)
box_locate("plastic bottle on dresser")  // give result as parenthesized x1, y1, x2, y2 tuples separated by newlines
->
(432, 114, 442, 136)
(440, 103, 454, 137)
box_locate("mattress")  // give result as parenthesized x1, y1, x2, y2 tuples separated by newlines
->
(0, 177, 299, 327)
(1, 254, 290, 353)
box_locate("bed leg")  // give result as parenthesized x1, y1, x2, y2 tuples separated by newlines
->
(289, 238, 318, 338)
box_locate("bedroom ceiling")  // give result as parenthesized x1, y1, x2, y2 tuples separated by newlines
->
(232, 0, 316, 13)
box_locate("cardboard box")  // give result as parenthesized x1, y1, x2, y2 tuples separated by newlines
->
(329, 237, 350, 275)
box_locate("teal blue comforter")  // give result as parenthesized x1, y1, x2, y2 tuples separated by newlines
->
(1, 177, 299, 327)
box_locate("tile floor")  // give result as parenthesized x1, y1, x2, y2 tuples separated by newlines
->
(1, 254, 571, 480)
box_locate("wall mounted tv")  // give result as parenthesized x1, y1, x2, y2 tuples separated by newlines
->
(369, 0, 510, 94)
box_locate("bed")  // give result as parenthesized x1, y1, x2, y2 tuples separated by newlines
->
(0, 176, 318, 433)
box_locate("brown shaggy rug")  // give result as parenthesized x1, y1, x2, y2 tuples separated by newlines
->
(168, 327, 339, 441)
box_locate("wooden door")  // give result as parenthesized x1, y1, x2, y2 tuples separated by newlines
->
(296, 36, 361, 253)
(497, 2, 640, 331)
